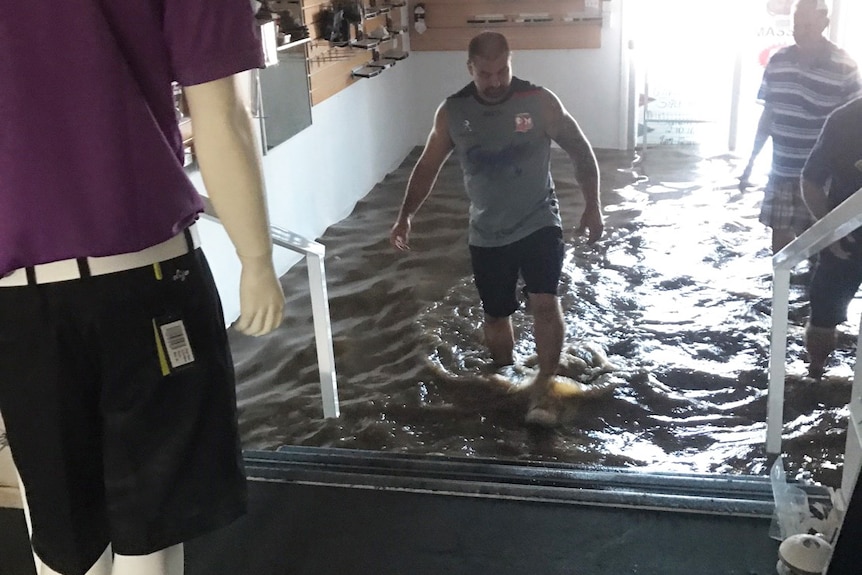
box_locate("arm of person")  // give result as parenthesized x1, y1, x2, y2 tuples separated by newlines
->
(801, 177, 830, 220)
(184, 73, 285, 336)
(801, 114, 835, 221)
(542, 88, 603, 243)
(390, 102, 455, 250)
(801, 114, 855, 259)
(802, 174, 854, 259)
(740, 104, 773, 188)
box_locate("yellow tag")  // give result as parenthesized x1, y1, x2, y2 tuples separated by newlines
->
(152, 320, 170, 376)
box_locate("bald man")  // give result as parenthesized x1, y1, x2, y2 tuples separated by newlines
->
(741, 0, 860, 254)
(390, 31, 603, 426)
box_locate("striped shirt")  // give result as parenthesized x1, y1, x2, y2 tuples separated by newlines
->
(759, 41, 860, 180)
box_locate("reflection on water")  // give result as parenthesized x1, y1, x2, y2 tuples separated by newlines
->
(230, 146, 858, 487)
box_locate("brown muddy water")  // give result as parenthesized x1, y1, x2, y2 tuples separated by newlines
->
(229, 146, 859, 488)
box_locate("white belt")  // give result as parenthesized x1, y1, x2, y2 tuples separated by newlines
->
(0, 224, 201, 287)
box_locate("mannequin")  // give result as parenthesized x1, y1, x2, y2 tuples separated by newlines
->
(13, 73, 283, 575)
(0, 1, 283, 574)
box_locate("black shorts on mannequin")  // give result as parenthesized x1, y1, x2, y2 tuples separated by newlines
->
(0, 247, 246, 575)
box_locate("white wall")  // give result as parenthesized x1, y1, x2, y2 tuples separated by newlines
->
(834, 0, 862, 61)
(407, 0, 629, 150)
(195, 61, 418, 323)
(204, 0, 630, 322)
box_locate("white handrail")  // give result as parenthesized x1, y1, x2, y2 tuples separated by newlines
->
(199, 196, 340, 419)
(767, 185, 862, 456)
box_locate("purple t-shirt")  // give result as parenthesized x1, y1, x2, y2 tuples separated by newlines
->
(0, 1, 264, 275)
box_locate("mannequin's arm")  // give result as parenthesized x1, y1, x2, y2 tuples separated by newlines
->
(183, 74, 284, 336)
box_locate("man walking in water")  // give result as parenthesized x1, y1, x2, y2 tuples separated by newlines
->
(801, 96, 862, 379)
(390, 31, 603, 426)
(740, 0, 859, 254)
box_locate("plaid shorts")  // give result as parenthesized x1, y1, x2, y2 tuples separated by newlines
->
(759, 176, 814, 234)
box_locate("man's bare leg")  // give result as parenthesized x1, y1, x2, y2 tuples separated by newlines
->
(525, 293, 564, 426)
(483, 314, 514, 368)
(805, 323, 836, 379)
(531, 294, 564, 377)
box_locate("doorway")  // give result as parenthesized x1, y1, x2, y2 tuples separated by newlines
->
(627, 0, 856, 157)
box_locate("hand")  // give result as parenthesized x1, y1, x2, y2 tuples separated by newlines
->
(576, 205, 604, 244)
(390, 218, 411, 251)
(828, 235, 856, 260)
(235, 255, 285, 336)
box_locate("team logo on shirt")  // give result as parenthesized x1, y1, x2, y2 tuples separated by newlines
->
(855, 159, 862, 172)
(462, 120, 473, 133)
(514, 113, 533, 133)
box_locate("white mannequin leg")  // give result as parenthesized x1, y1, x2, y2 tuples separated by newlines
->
(112, 545, 184, 575)
(15, 470, 42, 573)
(16, 471, 113, 575)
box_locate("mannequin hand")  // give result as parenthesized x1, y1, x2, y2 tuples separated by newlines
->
(235, 255, 285, 336)
(390, 218, 412, 251)
(576, 205, 604, 244)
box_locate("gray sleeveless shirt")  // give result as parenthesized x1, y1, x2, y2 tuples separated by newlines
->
(445, 77, 561, 247)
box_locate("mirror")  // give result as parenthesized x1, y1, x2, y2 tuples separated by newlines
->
(258, 42, 313, 151)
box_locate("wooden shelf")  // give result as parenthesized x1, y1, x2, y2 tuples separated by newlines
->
(409, 0, 604, 51)
(300, 0, 409, 105)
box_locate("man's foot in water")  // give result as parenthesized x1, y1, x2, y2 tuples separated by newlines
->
(805, 324, 835, 381)
(525, 375, 560, 427)
(526, 393, 561, 427)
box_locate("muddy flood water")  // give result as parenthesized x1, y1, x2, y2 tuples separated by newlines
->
(228, 145, 859, 488)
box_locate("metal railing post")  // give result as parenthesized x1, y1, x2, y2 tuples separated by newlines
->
(201, 198, 340, 419)
(270, 227, 340, 419)
(767, 186, 862, 457)
(766, 269, 791, 455)
(306, 252, 339, 418)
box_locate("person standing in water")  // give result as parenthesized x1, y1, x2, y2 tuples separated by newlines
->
(390, 31, 603, 427)
(740, 0, 860, 253)
(801, 96, 862, 379)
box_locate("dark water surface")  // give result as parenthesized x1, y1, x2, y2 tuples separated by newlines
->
(230, 146, 858, 487)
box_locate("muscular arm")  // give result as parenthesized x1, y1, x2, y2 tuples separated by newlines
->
(390, 103, 455, 250)
(183, 74, 284, 336)
(543, 89, 603, 243)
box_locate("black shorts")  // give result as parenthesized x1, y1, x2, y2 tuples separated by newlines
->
(0, 249, 246, 575)
(809, 247, 862, 328)
(469, 226, 565, 318)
